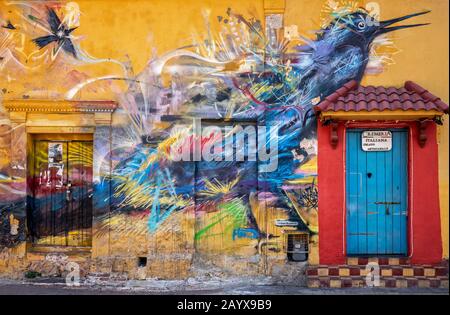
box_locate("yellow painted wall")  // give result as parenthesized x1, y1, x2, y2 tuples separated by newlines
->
(0, 0, 264, 100)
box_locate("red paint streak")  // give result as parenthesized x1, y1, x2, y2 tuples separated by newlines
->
(232, 78, 269, 106)
(318, 121, 443, 264)
(175, 132, 223, 156)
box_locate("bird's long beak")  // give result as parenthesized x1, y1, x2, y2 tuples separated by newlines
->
(67, 27, 78, 34)
(378, 10, 431, 34)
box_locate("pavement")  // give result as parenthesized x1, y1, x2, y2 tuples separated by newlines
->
(0, 278, 448, 295)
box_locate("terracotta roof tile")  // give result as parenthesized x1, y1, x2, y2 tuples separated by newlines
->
(315, 80, 449, 114)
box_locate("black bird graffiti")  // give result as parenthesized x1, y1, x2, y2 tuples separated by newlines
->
(1, 20, 16, 30)
(31, 8, 77, 58)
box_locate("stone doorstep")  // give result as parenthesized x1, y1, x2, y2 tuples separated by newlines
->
(307, 276, 449, 289)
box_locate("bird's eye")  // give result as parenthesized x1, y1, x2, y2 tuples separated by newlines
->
(357, 21, 366, 30)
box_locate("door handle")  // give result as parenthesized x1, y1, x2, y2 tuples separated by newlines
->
(374, 202, 400, 216)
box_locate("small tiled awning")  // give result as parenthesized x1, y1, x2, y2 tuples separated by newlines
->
(315, 81, 449, 121)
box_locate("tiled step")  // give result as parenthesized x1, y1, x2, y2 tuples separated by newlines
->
(307, 276, 449, 288)
(346, 257, 411, 266)
(307, 265, 448, 277)
(307, 261, 449, 288)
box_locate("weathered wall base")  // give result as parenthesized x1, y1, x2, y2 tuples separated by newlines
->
(0, 247, 307, 283)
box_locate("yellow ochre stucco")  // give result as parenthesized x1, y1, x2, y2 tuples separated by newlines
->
(0, 0, 448, 279)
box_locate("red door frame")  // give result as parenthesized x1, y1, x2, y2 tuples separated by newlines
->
(318, 120, 443, 265)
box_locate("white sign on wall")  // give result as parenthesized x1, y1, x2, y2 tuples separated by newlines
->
(275, 219, 299, 227)
(361, 131, 392, 152)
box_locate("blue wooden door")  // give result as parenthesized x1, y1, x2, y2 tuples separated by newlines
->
(346, 129, 408, 255)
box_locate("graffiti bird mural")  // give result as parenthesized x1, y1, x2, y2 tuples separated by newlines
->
(93, 6, 430, 244)
(0, 1, 430, 256)
(32, 7, 78, 59)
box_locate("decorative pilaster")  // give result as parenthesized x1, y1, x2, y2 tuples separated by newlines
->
(8, 112, 27, 180)
(264, 0, 286, 47)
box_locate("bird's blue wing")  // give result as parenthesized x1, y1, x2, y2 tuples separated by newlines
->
(62, 39, 77, 58)
(32, 35, 57, 49)
(47, 8, 62, 33)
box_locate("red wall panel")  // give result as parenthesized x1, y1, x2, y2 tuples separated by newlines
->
(318, 121, 443, 265)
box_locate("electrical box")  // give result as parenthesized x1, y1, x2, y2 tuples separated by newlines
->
(284, 232, 309, 262)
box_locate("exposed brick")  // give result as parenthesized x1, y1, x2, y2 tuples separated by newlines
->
(306, 268, 318, 276)
(339, 268, 350, 276)
(350, 267, 361, 276)
(378, 258, 389, 266)
(381, 269, 392, 277)
(440, 280, 449, 289)
(317, 268, 329, 276)
(396, 279, 408, 288)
